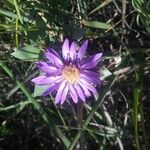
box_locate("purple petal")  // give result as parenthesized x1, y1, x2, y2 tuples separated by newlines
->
(79, 79, 99, 100)
(70, 42, 77, 60)
(50, 76, 63, 83)
(62, 38, 70, 60)
(60, 85, 69, 104)
(83, 70, 100, 77)
(55, 81, 66, 104)
(69, 85, 78, 103)
(80, 73, 101, 85)
(78, 40, 88, 59)
(77, 81, 91, 97)
(36, 62, 60, 75)
(74, 84, 85, 102)
(31, 76, 51, 85)
(81, 53, 102, 69)
(45, 48, 63, 66)
(42, 83, 58, 96)
(47, 48, 60, 58)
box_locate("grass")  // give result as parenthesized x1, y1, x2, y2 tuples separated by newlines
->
(0, 0, 149, 149)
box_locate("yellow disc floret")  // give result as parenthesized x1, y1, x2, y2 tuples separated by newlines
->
(62, 65, 80, 84)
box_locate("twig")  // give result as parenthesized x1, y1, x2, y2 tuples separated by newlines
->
(77, 101, 84, 150)
(121, 0, 126, 34)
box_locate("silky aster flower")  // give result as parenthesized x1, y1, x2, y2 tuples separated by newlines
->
(31, 39, 102, 104)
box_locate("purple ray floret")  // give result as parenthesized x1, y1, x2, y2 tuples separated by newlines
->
(31, 39, 102, 104)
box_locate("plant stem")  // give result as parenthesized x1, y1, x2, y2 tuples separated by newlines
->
(68, 76, 116, 150)
(77, 101, 84, 150)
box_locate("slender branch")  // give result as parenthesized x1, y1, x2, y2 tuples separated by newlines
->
(77, 101, 84, 150)
(122, 0, 126, 33)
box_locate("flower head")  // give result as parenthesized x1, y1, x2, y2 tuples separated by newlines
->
(31, 39, 102, 104)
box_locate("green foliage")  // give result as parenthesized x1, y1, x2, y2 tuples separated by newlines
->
(33, 85, 50, 97)
(82, 20, 111, 29)
(11, 45, 41, 61)
(132, 0, 150, 34)
(0, 0, 149, 149)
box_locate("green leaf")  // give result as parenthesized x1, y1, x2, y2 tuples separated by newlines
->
(0, 8, 30, 23)
(13, 0, 23, 24)
(33, 84, 50, 97)
(0, 101, 31, 112)
(11, 45, 41, 61)
(82, 20, 111, 29)
(84, 104, 102, 120)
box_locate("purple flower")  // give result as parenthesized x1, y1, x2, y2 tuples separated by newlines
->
(31, 39, 102, 104)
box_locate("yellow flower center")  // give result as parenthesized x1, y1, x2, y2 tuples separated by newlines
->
(62, 65, 80, 84)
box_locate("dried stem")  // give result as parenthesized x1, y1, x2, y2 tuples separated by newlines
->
(77, 101, 84, 150)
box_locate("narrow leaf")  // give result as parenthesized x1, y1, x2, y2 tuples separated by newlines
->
(11, 45, 41, 61)
(82, 20, 111, 29)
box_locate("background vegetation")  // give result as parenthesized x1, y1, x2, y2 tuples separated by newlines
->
(0, 0, 149, 149)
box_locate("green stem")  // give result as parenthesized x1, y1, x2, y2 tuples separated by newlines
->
(15, 16, 19, 48)
(133, 67, 140, 150)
